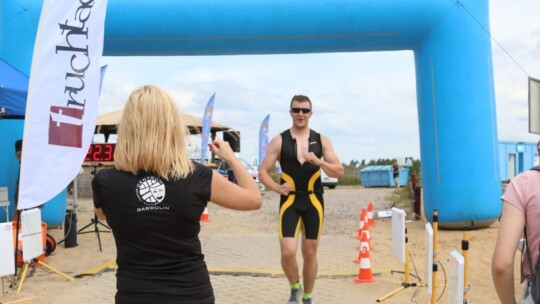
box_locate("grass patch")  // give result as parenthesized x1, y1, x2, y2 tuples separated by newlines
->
(386, 186, 412, 210)
(338, 176, 360, 186)
(338, 165, 360, 186)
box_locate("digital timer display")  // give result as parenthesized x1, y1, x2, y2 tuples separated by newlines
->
(85, 143, 115, 162)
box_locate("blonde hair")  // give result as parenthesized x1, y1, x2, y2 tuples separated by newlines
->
(114, 85, 194, 180)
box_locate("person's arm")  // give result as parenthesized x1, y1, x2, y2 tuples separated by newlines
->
(209, 139, 262, 210)
(304, 135, 344, 179)
(492, 202, 525, 304)
(259, 136, 291, 196)
(91, 172, 106, 221)
(95, 208, 106, 220)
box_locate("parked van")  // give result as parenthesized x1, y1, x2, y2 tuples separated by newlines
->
(321, 170, 338, 189)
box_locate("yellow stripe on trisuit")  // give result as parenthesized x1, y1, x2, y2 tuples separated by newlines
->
(279, 172, 296, 239)
(308, 170, 324, 240)
(295, 218, 304, 239)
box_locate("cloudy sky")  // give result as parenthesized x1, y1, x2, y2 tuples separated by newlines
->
(98, 0, 540, 164)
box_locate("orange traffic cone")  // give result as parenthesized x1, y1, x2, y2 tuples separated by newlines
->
(367, 202, 375, 226)
(355, 221, 364, 251)
(354, 239, 374, 283)
(354, 227, 370, 264)
(361, 211, 374, 251)
(200, 206, 209, 222)
(355, 209, 366, 240)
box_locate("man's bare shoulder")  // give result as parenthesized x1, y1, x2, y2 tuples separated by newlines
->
(269, 132, 284, 144)
(319, 133, 335, 145)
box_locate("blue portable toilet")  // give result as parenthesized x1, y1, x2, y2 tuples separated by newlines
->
(360, 165, 409, 188)
(499, 141, 540, 181)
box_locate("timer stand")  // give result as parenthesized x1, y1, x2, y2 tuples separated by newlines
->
(77, 163, 111, 252)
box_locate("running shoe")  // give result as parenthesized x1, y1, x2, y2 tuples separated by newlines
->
(302, 298, 313, 304)
(287, 287, 302, 304)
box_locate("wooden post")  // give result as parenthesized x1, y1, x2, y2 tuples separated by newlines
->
(431, 210, 438, 303)
(411, 174, 422, 220)
(462, 226, 469, 302)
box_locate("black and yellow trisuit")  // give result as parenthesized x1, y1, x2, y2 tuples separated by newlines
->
(278, 129, 324, 240)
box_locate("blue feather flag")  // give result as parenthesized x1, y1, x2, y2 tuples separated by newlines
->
(200, 93, 216, 163)
(258, 114, 270, 166)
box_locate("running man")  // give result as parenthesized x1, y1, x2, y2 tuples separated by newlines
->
(259, 95, 344, 304)
(392, 159, 400, 189)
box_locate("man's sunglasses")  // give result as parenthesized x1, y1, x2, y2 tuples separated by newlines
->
(291, 108, 311, 114)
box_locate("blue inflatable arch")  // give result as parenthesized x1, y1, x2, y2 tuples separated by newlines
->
(0, 0, 501, 226)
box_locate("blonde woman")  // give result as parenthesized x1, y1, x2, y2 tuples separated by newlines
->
(92, 85, 262, 304)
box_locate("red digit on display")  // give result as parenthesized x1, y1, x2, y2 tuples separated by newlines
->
(93, 144, 102, 161)
(104, 144, 113, 161)
(85, 145, 93, 161)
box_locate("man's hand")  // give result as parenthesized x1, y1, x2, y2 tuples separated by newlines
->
(276, 183, 292, 196)
(304, 152, 322, 166)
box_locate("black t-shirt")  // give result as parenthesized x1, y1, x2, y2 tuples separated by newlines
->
(92, 163, 214, 304)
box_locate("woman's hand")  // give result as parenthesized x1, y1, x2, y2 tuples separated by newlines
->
(209, 139, 262, 211)
(209, 139, 234, 162)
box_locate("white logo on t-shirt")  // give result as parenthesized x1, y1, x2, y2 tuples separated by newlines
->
(136, 176, 166, 206)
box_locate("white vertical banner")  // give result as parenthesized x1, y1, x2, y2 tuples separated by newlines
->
(18, 0, 108, 209)
(529, 77, 540, 134)
(424, 223, 434, 295)
(391, 207, 406, 263)
(448, 250, 465, 304)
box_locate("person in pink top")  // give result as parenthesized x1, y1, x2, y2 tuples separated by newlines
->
(492, 166, 540, 303)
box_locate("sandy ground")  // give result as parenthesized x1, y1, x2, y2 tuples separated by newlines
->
(0, 186, 521, 303)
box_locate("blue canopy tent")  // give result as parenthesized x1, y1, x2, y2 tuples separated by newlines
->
(0, 58, 66, 226)
(0, 58, 28, 117)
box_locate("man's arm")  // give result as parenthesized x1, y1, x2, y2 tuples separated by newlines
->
(259, 136, 291, 196)
(304, 134, 344, 179)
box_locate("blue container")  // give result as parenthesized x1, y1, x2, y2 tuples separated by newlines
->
(360, 165, 409, 188)
(498, 141, 540, 181)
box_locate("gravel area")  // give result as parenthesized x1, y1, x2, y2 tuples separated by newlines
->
(204, 186, 402, 237)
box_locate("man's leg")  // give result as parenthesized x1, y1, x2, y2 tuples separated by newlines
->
(280, 237, 300, 285)
(301, 239, 319, 294)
